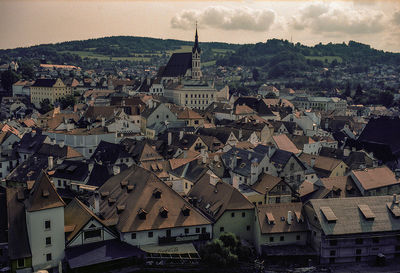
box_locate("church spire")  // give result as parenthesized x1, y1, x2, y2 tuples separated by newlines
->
(192, 21, 201, 54)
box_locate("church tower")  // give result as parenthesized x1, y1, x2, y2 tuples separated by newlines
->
(191, 23, 202, 80)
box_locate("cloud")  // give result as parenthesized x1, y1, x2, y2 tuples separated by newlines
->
(393, 10, 400, 25)
(171, 6, 276, 32)
(290, 3, 386, 35)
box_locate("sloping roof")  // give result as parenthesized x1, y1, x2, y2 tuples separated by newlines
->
(7, 187, 31, 259)
(235, 105, 255, 115)
(38, 143, 82, 159)
(188, 174, 254, 221)
(93, 165, 211, 232)
(162, 52, 192, 77)
(221, 147, 266, 177)
(86, 163, 114, 188)
(177, 108, 203, 119)
(273, 134, 301, 154)
(91, 141, 131, 165)
(257, 203, 306, 234)
(169, 159, 208, 183)
(252, 174, 283, 194)
(52, 160, 89, 182)
(351, 166, 399, 191)
(25, 171, 65, 212)
(64, 198, 110, 242)
(7, 154, 49, 184)
(32, 78, 57, 87)
(308, 196, 400, 236)
(299, 153, 343, 173)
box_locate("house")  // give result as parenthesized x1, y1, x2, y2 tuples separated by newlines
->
(91, 141, 133, 168)
(30, 78, 72, 107)
(299, 153, 348, 178)
(64, 198, 144, 271)
(350, 166, 400, 196)
(188, 174, 255, 243)
(51, 160, 90, 191)
(90, 165, 213, 249)
(254, 203, 311, 262)
(7, 172, 65, 272)
(12, 80, 34, 97)
(305, 196, 400, 264)
(140, 103, 177, 138)
(177, 108, 204, 128)
(17, 131, 51, 162)
(271, 134, 301, 154)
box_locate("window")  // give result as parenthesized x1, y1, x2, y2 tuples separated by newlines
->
(280, 236, 284, 241)
(296, 235, 300, 241)
(45, 220, 51, 230)
(373, 237, 380, 244)
(148, 231, 153, 238)
(297, 175, 301, 182)
(17, 258, 25, 268)
(330, 250, 336, 257)
(330, 240, 338, 246)
(355, 238, 363, 245)
(246, 225, 250, 231)
(242, 212, 246, 218)
(356, 249, 362, 255)
(196, 228, 200, 233)
(275, 197, 280, 203)
(131, 233, 136, 240)
(290, 163, 294, 170)
(220, 227, 224, 232)
(156, 115, 159, 119)
(89, 149, 93, 154)
(355, 256, 361, 262)
(201, 227, 206, 234)
(185, 228, 189, 234)
(84, 229, 101, 240)
(269, 237, 274, 242)
(45, 237, 51, 246)
(231, 212, 235, 218)
(46, 253, 52, 261)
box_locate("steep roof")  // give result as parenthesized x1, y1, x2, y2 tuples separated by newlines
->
(25, 171, 65, 212)
(177, 108, 203, 119)
(162, 52, 192, 78)
(351, 166, 399, 191)
(272, 134, 301, 154)
(94, 165, 211, 232)
(252, 174, 284, 194)
(52, 160, 89, 182)
(32, 78, 57, 87)
(91, 141, 131, 165)
(299, 153, 343, 173)
(188, 174, 254, 221)
(307, 196, 400, 236)
(257, 203, 306, 234)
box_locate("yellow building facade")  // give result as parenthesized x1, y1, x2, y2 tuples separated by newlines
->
(30, 78, 72, 107)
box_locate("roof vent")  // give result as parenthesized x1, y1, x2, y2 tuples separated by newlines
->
(266, 212, 275, 224)
(182, 205, 191, 216)
(108, 198, 116, 205)
(100, 191, 109, 198)
(159, 206, 168, 218)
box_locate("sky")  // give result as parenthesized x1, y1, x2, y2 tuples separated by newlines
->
(1, 0, 400, 52)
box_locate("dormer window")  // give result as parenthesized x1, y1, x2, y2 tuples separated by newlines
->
(42, 190, 49, 197)
(159, 206, 168, 218)
(138, 208, 148, 220)
(116, 204, 126, 214)
(153, 188, 162, 199)
(120, 180, 128, 188)
(182, 205, 191, 216)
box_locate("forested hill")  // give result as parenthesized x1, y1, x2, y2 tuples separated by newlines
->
(217, 39, 400, 67)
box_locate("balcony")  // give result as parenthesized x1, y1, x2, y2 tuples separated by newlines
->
(158, 232, 210, 245)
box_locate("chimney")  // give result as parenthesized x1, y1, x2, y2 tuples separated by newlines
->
(248, 152, 252, 160)
(393, 194, 399, 204)
(88, 162, 94, 173)
(113, 165, 120, 175)
(343, 147, 350, 157)
(287, 211, 293, 225)
(48, 156, 54, 170)
(209, 174, 218, 186)
(183, 149, 187, 159)
(101, 117, 105, 127)
(239, 129, 243, 140)
(94, 191, 100, 215)
(201, 149, 207, 164)
(59, 140, 65, 148)
(168, 132, 172, 146)
(232, 175, 239, 189)
(310, 157, 316, 168)
(179, 131, 184, 140)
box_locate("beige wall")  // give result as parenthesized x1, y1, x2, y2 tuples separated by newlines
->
(213, 209, 255, 243)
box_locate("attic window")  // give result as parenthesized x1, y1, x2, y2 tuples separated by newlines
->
(182, 205, 191, 216)
(280, 216, 285, 222)
(358, 204, 375, 221)
(127, 185, 135, 192)
(153, 188, 162, 199)
(138, 208, 148, 220)
(116, 204, 126, 214)
(42, 190, 49, 197)
(108, 198, 116, 205)
(120, 180, 128, 188)
(266, 212, 275, 225)
(159, 206, 168, 218)
(100, 191, 109, 198)
(387, 203, 400, 218)
(240, 163, 246, 168)
(295, 211, 303, 223)
(320, 206, 338, 223)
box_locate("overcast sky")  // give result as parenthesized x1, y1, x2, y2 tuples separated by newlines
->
(1, 0, 400, 52)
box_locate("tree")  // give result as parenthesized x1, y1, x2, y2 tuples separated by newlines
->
(344, 82, 351, 97)
(265, 92, 277, 99)
(252, 68, 260, 81)
(379, 91, 394, 107)
(58, 95, 76, 109)
(1, 69, 20, 91)
(355, 84, 363, 98)
(39, 99, 53, 114)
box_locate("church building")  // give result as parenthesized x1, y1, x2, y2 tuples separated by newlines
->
(163, 25, 217, 110)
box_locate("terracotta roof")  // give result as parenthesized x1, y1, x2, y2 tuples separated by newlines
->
(251, 174, 283, 194)
(352, 166, 399, 190)
(177, 108, 203, 119)
(66, 146, 83, 158)
(298, 180, 319, 197)
(25, 171, 66, 212)
(169, 158, 197, 170)
(235, 141, 255, 150)
(257, 203, 306, 234)
(235, 104, 255, 115)
(94, 165, 211, 232)
(188, 174, 254, 221)
(273, 134, 301, 154)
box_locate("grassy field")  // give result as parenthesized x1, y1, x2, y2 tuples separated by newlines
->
(60, 50, 151, 61)
(305, 56, 343, 63)
(203, 60, 216, 67)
